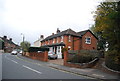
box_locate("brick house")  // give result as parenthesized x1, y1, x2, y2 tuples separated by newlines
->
(1, 36, 19, 53)
(41, 28, 98, 59)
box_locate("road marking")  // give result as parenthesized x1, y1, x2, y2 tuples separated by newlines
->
(5, 55, 18, 64)
(92, 74, 104, 77)
(11, 60, 18, 64)
(22, 65, 42, 74)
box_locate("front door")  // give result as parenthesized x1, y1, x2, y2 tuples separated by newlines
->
(57, 46, 62, 58)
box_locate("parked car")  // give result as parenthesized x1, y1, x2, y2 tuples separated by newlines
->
(11, 50, 17, 55)
(19, 50, 23, 54)
(48, 51, 57, 59)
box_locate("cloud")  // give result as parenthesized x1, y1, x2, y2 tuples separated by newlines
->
(1, 0, 99, 45)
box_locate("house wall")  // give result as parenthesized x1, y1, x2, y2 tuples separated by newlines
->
(81, 31, 97, 50)
(73, 37, 80, 50)
(4, 42, 16, 53)
(34, 40, 40, 47)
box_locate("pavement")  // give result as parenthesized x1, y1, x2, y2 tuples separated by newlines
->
(17, 54, 120, 80)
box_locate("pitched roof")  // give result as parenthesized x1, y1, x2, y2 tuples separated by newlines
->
(77, 30, 98, 39)
(77, 30, 88, 36)
(1, 37, 18, 45)
(42, 29, 98, 41)
(42, 28, 79, 41)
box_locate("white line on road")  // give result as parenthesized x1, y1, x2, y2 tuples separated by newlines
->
(92, 74, 104, 77)
(22, 65, 42, 74)
(11, 60, 18, 64)
(5, 55, 18, 64)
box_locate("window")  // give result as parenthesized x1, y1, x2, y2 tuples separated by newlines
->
(68, 35, 71, 42)
(53, 38, 55, 44)
(48, 40, 50, 45)
(58, 46, 60, 52)
(61, 36, 63, 42)
(68, 46, 71, 50)
(85, 37, 91, 44)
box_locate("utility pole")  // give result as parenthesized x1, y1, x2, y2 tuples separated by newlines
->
(21, 33, 25, 56)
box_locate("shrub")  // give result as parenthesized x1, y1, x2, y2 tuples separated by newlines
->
(67, 50, 98, 63)
(105, 50, 120, 71)
(67, 53, 95, 63)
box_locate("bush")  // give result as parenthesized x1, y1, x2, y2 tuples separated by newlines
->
(67, 53, 95, 63)
(67, 50, 98, 63)
(105, 50, 120, 71)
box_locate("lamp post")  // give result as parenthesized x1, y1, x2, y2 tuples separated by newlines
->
(21, 33, 25, 56)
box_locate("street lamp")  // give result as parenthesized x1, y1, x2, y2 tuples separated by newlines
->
(21, 33, 25, 56)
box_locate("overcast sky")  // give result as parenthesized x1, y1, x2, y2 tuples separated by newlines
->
(0, 0, 101, 45)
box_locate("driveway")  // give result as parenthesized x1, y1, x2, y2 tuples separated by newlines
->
(48, 58, 64, 65)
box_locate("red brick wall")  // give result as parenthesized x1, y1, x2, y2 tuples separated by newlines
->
(63, 35, 73, 50)
(81, 31, 97, 50)
(63, 35, 68, 46)
(73, 37, 80, 50)
(26, 51, 48, 62)
(4, 42, 16, 53)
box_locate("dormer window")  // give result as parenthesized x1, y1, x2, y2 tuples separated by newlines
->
(85, 37, 91, 44)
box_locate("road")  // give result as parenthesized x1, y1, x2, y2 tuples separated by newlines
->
(2, 53, 88, 79)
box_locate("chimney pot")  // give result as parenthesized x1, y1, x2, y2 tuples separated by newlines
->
(57, 28, 60, 34)
(52, 33, 54, 35)
(3, 36, 7, 39)
(10, 38, 12, 41)
(40, 35, 44, 39)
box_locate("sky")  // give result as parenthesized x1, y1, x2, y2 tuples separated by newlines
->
(0, 0, 101, 45)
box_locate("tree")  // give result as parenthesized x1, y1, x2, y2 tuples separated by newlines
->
(91, 2, 120, 71)
(20, 41, 31, 52)
(90, 25, 106, 50)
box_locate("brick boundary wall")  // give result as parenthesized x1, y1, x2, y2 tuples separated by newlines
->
(24, 51, 48, 62)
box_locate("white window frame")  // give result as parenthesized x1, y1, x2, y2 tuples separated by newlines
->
(68, 35, 71, 42)
(61, 36, 63, 42)
(85, 37, 91, 44)
(68, 46, 71, 50)
(53, 38, 55, 44)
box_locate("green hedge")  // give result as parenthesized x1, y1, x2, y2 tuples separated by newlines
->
(28, 47, 49, 52)
(67, 50, 99, 63)
(67, 53, 96, 63)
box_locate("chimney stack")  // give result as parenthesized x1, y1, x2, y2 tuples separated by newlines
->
(3, 36, 7, 39)
(40, 35, 44, 39)
(56, 28, 60, 34)
(9, 38, 12, 41)
(52, 33, 54, 35)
